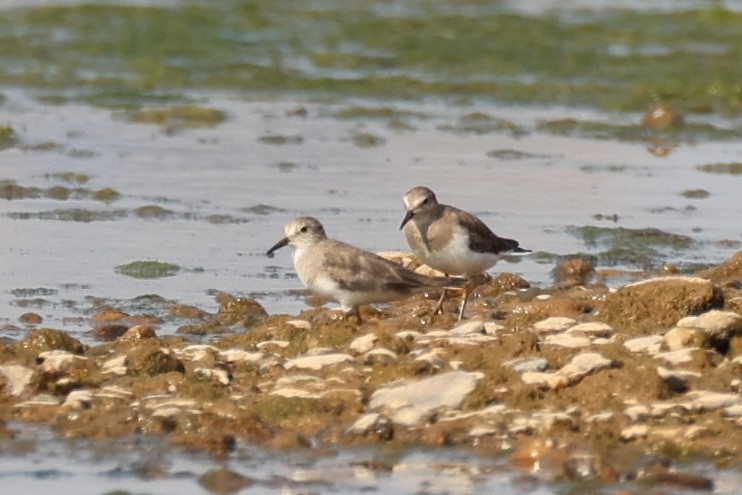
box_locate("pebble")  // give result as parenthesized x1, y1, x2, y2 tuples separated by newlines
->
(543, 334, 592, 348)
(565, 322, 614, 338)
(0, 364, 35, 396)
(195, 367, 231, 385)
(532, 317, 577, 334)
(449, 320, 485, 336)
(286, 319, 311, 330)
(503, 357, 549, 373)
(484, 322, 505, 335)
(620, 424, 649, 440)
(681, 391, 741, 412)
(101, 355, 127, 375)
(179, 344, 220, 362)
(63, 390, 93, 409)
(677, 310, 742, 340)
(119, 324, 157, 341)
(663, 326, 699, 351)
(624, 404, 650, 422)
(284, 353, 354, 371)
(346, 412, 388, 435)
(412, 349, 446, 369)
(363, 348, 398, 365)
(37, 350, 88, 374)
(559, 353, 613, 382)
(349, 333, 378, 354)
(623, 335, 664, 354)
(654, 348, 697, 365)
(198, 468, 252, 494)
(369, 371, 481, 426)
(219, 349, 264, 363)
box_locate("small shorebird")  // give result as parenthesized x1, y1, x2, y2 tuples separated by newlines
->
(400, 186, 530, 320)
(266, 216, 465, 319)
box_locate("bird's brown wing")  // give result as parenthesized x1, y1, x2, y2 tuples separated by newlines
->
(451, 207, 522, 254)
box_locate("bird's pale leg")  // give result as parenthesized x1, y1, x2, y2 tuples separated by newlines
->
(457, 273, 490, 320)
(431, 289, 448, 315)
(457, 287, 470, 321)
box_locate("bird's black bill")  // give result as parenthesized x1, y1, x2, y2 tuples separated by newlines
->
(266, 237, 289, 258)
(399, 210, 414, 230)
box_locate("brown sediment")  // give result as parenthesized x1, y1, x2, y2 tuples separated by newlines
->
(1, 252, 742, 491)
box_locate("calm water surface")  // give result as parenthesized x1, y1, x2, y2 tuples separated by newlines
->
(2, 91, 740, 341)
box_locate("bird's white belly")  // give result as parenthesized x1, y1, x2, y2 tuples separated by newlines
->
(421, 229, 499, 276)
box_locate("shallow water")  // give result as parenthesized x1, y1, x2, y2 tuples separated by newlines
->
(2, 91, 741, 341)
(3, 422, 742, 495)
(2, 2, 742, 492)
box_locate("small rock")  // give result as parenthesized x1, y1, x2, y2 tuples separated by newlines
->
(623, 335, 664, 354)
(600, 277, 723, 329)
(369, 371, 481, 426)
(682, 390, 741, 412)
(642, 103, 684, 130)
(565, 322, 614, 338)
(349, 333, 378, 354)
(169, 304, 210, 319)
(363, 348, 398, 366)
(195, 367, 231, 385)
(654, 348, 697, 365)
(219, 349, 264, 364)
(677, 310, 742, 341)
(521, 371, 568, 390)
(620, 424, 649, 440)
(284, 353, 353, 371)
(449, 320, 485, 336)
(532, 317, 577, 334)
(91, 309, 129, 321)
(503, 357, 549, 373)
(559, 353, 612, 383)
(624, 404, 650, 422)
(664, 326, 702, 351)
(101, 355, 127, 375)
(19, 312, 43, 325)
(484, 322, 505, 335)
(412, 349, 446, 369)
(63, 390, 93, 409)
(37, 350, 89, 374)
(93, 324, 129, 341)
(346, 413, 393, 440)
(119, 324, 157, 341)
(286, 319, 311, 330)
(198, 468, 252, 494)
(543, 334, 591, 348)
(0, 364, 35, 396)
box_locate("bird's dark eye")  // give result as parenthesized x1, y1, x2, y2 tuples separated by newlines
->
(300, 226, 308, 233)
(421, 198, 429, 205)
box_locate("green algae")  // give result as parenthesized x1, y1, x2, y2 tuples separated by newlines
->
(681, 189, 710, 199)
(115, 261, 181, 279)
(135, 205, 174, 219)
(46, 172, 90, 184)
(440, 112, 526, 136)
(124, 105, 227, 129)
(351, 131, 385, 148)
(537, 118, 742, 142)
(696, 162, 742, 175)
(568, 225, 696, 266)
(0, 125, 17, 149)
(0, 3, 739, 115)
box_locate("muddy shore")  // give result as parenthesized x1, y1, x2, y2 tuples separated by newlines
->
(1, 250, 741, 493)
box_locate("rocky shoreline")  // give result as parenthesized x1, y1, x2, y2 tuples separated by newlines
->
(2, 251, 741, 492)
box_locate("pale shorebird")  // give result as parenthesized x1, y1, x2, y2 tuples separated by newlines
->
(400, 186, 530, 320)
(267, 216, 466, 319)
